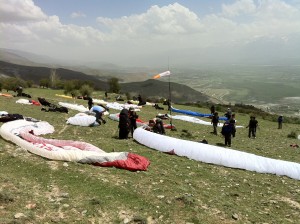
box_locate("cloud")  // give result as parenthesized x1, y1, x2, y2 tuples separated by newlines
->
(96, 3, 202, 37)
(70, 12, 86, 19)
(0, 0, 46, 22)
(222, 0, 256, 17)
(0, 0, 300, 66)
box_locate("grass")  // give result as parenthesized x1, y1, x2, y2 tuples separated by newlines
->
(1, 88, 300, 223)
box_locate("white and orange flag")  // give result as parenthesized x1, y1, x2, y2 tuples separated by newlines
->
(153, 71, 171, 79)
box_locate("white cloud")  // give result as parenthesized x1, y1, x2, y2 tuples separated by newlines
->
(0, 0, 300, 66)
(0, 0, 46, 22)
(96, 3, 202, 38)
(70, 12, 86, 19)
(222, 0, 256, 17)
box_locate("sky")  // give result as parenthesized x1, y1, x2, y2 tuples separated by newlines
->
(1, 0, 300, 68)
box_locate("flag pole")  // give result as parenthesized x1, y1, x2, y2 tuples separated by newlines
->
(168, 57, 173, 129)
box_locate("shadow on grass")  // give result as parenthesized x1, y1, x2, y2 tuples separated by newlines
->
(216, 142, 226, 147)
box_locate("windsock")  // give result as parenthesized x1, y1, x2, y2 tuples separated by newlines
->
(153, 71, 171, 79)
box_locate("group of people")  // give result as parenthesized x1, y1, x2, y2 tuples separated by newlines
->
(210, 105, 285, 147)
(84, 94, 167, 139)
(210, 106, 257, 147)
(85, 97, 285, 145)
(118, 108, 139, 139)
(118, 107, 166, 139)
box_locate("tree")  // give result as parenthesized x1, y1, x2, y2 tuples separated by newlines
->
(125, 92, 131, 100)
(26, 80, 34, 88)
(79, 84, 94, 96)
(109, 77, 120, 94)
(63, 80, 76, 95)
(39, 78, 50, 88)
(2, 77, 26, 91)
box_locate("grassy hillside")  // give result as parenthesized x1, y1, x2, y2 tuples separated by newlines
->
(0, 61, 109, 90)
(1, 88, 300, 223)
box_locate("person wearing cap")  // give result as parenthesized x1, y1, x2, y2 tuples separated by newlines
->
(225, 108, 232, 120)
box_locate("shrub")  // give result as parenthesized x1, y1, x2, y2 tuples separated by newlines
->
(80, 84, 94, 96)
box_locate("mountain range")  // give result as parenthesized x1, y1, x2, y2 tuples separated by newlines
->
(0, 49, 209, 103)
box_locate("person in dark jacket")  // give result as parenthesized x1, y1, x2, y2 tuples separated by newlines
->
(15, 86, 23, 96)
(119, 108, 130, 139)
(221, 121, 234, 147)
(230, 114, 236, 137)
(278, 115, 283, 129)
(210, 105, 216, 115)
(246, 116, 258, 138)
(84, 95, 94, 110)
(128, 107, 138, 137)
(152, 118, 165, 135)
(224, 108, 232, 120)
(211, 112, 219, 135)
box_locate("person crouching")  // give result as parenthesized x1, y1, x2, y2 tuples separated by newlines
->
(90, 105, 106, 125)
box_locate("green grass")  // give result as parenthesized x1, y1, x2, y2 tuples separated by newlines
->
(1, 88, 300, 223)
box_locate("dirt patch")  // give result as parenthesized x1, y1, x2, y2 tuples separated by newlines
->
(58, 125, 68, 135)
(278, 196, 300, 209)
(47, 161, 59, 170)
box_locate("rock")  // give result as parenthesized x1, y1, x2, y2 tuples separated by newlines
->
(232, 213, 239, 220)
(25, 203, 36, 209)
(14, 213, 26, 219)
(60, 193, 69, 198)
(63, 162, 69, 167)
(123, 218, 131, 223)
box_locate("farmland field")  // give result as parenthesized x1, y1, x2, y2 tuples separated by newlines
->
(167, 65, 300, 117)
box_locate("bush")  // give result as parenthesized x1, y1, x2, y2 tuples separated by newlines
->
(80, 84, 94, 96)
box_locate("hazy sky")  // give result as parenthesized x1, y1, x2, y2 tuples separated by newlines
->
(1, 0, 300, 67)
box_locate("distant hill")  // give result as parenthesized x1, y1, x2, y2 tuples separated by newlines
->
(120, 79, 209, 103)
(0, 60, 109, 90)
(0, 60, 209, 103)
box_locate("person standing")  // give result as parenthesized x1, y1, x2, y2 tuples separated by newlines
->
(246, 116, 258, 138)
(90, 105, 106, 125)
(230, 114, 236, 138)
(84, 95, 94, 110)
(128, 107, 138, 137)
(221, 121, 234, 147)
(278, 115, 283, 129)
(211, 112, 220, 135)
(225, 108, 232, 120)
(210, 105, 216, 115)
(119, 108, 130, 139)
